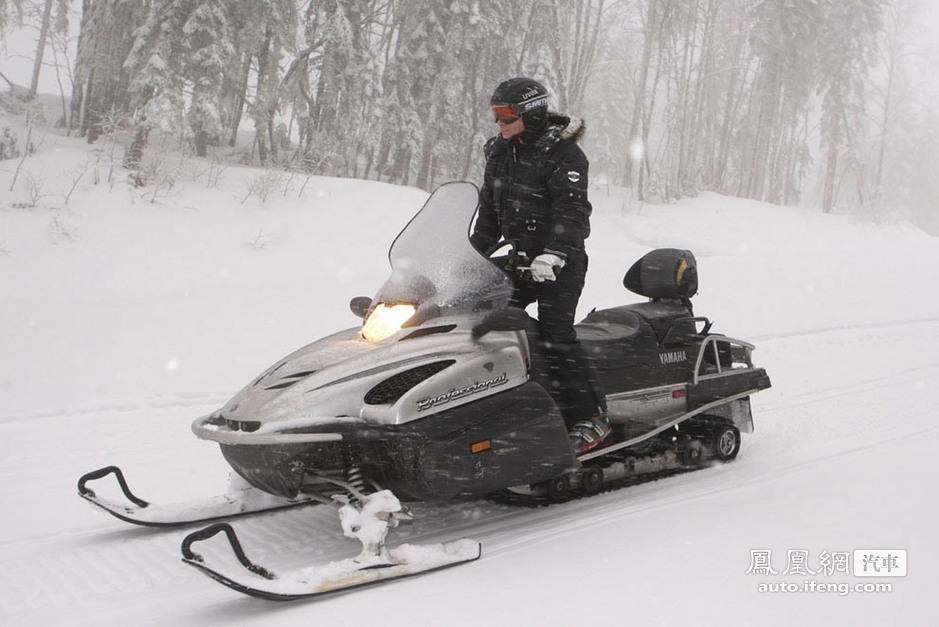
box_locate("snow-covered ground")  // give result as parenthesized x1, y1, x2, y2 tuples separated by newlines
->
(1, 128, 937, 626)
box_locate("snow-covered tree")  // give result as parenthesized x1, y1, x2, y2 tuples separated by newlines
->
(0, 0, 24, 44)
(54, 0, 909, 219)
(122, 0, 187, 167)
(178, 2, 232, 156)
(244, 0, 297, 164)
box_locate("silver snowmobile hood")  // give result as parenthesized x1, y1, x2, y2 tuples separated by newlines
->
(193, 182, 526, 445)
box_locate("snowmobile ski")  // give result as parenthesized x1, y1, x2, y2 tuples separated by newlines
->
(180, 490, 481, 600)
(78, 465, 318, 527)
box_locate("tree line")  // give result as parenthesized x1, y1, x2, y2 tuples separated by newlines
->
(4, 0, 933, 215)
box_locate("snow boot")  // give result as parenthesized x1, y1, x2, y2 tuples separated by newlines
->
(569, 413, 611, 454)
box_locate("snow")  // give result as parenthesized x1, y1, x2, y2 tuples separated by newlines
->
(1, 127, 938, 625)
(339, 490, 406, 560)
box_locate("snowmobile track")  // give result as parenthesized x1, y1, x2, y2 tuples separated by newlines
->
(489, 466, 693, 507)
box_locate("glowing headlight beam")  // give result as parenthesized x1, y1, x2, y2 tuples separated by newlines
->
(361, 303, 417, 342)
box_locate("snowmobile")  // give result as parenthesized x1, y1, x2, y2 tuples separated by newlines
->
(78, 181, 770, 599)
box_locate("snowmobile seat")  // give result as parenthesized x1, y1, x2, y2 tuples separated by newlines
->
(620, 300, 695, 344)
(575, 306, 652, 360)
(575, 306, 644, 343)
(574, 307, 659, 382)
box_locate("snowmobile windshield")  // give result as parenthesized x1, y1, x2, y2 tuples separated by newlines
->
(370, 182, 513, 322)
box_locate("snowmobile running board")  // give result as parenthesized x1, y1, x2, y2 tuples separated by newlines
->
(578, 389, 758, 462)
(78, 466, 319, 527)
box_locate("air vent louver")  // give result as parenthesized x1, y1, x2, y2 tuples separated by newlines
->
(364, 360, 455, 405)
(400, 325, 457, 341)
(265, 369, 318, 390)
(225, 419, 260, 432)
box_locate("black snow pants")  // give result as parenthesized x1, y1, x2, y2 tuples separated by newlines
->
(511, 250, 607, 427)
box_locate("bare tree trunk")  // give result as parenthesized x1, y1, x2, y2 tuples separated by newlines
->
(568, 0, 585, 110)
(193, 123, 208, 157)
(267, 116, 277, 162)
(29, 0, 55, 97)
(70, 80, 86, 134)
(83, 74, 99, 143)
(875, 64, 892, 195)
(124, 123, 149, 169)
(742, 54, 783, 201)
(686, 0, 718, 189)
(873, 0, 911, 199)
(715, 35, 749, 189)
(626, 0, 659, 193)
(228, 53, 252, 148)
(823, 145, 838, 214)
(256, 130, 269, 164)
(460, 78, 482, 181)
(70, 0, 95, 133)
(392, 144, 410, 185)
(639, 4, 670, 200)
(375, 139, 390, 182)
(673, 0, 699, 197)
(516, 2, 538, 77)
(255, 29, 273, 164)
(416, 126, 435, 191)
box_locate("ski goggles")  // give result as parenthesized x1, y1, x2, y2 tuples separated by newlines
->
(491, 103, 521, 123)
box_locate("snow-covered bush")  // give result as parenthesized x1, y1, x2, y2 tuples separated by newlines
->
(1, 126, 19, 160)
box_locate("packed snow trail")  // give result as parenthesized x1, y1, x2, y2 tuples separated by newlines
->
(1, 322, 935, 625)
(2, 153, 936, 624)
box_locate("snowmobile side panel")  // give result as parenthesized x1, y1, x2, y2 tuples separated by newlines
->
(687, 368, 771, 411)
(384, 381, 575, 501)
(215, 382, 573, 502)
(606, 382, 688, 425)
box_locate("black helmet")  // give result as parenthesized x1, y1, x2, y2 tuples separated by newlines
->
(490, 77, 549, 130)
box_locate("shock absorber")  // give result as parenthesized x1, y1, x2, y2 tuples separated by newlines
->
(341, 444, 367, 501)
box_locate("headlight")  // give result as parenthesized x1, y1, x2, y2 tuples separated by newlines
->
(361, 303, 417, 342)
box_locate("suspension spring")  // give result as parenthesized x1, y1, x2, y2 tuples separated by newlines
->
(342, 445, 368, 500)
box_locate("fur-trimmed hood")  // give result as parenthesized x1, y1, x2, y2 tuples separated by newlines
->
(547, 113, 586, 143)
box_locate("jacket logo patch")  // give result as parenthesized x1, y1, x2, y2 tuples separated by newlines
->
(567, 171, 581, 183)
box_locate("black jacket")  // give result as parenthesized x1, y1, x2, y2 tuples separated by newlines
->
(471, 117, 592, 262)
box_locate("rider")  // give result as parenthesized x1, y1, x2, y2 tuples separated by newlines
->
(471, 77, 610, 454)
